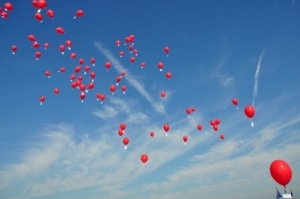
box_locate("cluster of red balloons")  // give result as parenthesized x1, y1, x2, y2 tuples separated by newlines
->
(1, 2, 13, 19)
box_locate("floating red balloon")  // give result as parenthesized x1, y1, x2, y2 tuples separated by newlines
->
(149, 131, 155, 138)
(53, 88, 59, 95)
(4, 2, 13, 11)
(163, 123, 169, 136)
(56, 27, 65, 34)
(123, 137, 129, 149)
(182, 135, 188, 144)
(141, 154, 148, 164)
(105, 61, 111, 70)
(45, 70, 51, 78)
(40, 95, 45, 105)
(270, 160, 292, 187)
(74, 9, 84, 19)
(11, 45, 17, 54)
(197, 124, 203, 131)
(165, 71, 172, 79)
(244, 105, 256, 127)
(34, 12, 43, 22)
(121, 85, 127, 94)
(160, 91, 166, 98)
(110, 84, 116, 94)
(220, 134, 225, 140)
(28, 34, 36, 42)
(47, 9, 54, 18)
(164, 46, 169, 56)
(157, 62, 164, 71)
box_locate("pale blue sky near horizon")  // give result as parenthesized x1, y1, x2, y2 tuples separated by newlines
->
(0, 1, 300, 199)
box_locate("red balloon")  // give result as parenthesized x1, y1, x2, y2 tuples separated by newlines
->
(149, 131, 155, 138)
(56, 27, 65, 34)
(163, 123, 169, 134)
(140, 62, 146, 68)
(90, 57, 96, 66)
(160, 91, 166, 98)
(165, 71, 172, 79)
(37, 0, 47, 9)
(220, 134, 225, 140)
(35, 12, 43, 22)
(118, 129, 124, 136)
(35, 51, 42, 60)
(47, 9, 54, 18)
(270, 160, 292, 187)
(130, 56, 135, 63)
(232, 98, 238, 106)
(110, 84, 116, 94)
(39, 95, 45, 105)
(197, 124, 202, 131)
(1, 11, 8, 19)
(183, 135, 188, 144)
(115, 40, 121, 46)
(123, 137, 129, 149)
(157, 62, 164, 71)
(74, 9, 84, 19)
(45, 70, 51, 78)
(120, 123, 126, 130)
(4, 2, 14, 11)
(32, 41, 40, 48)
(79, 92, 85, 103)
(11, 45, 17, 54)
(44, 42, 49, 50)
(244, 105, 255, 118)
(141, 154, 148, 164)
(65, 40, 72, 49)
(121, 85, 127, 94)
(28, 34, 36, 42)
(105, 61, 111, 70)
(53, 88, 59, 95)
(164, 46, 169, 55)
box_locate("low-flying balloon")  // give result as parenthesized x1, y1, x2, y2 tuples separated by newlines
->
(270, 159, 292, 188)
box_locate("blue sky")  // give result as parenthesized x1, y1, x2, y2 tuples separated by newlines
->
(1, 0, 300, 198)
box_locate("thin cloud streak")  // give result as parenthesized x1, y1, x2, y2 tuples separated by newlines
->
(252, 49, 265, 106)
(94, 42, 166, 114)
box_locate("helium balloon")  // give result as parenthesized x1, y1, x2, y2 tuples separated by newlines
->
(116, 76, 121, 85)
(74, 66, 81, 73)
(1, 11, 8, 19)
(28, 34, 36, 42)
(59, 45, 65, 54)
(115, 40, 121, 46)
(45, 70, 51, 78)
(47, 9, 54, 18)
(110, 85, 116, 94)
(149, 131, 155, 138)
(79, 58, 84, 65)
(90, 57, 95, 66)
(160, 91, 166, 98)
(44, 42, 49, 50)
(165, 72, 172, 79)
(32, 41, 40, 48)
(157, 61, 164, 71)
(164, 46, 169, 56)
(53, 88, 59, 95)
(74, 9, 84, 19)
(244, 105, 256, 127)
(141, 154, 148, 164)
(121, 85, 127, 94)
(98, 94, 105, 104)
(123, 137, 129, 149)
(35, 12, 43, 22)
(59, 67, 66, 73)
(140, 62, 146, 68)
(40, 95, 45, 105)
(79, 92, 85, 103)
(56, 27, 65, 34)
(163, 123, 169, 136)
(120, 123, 126, 131)
(11, 45, 17, 54)
(70, 52, 77, 59)
(220, 134, 225, 140)
(4, 2, 13, 11)
(37, 0, 47, 10)
(65, 40, 72, 50)
(197, 124, 203, 131)
(105, 61, 111, 70)
(183, 135, 188, 144)
(232, 98, 238, 106)
(270, 160, 292, 187)
(130, 56, 135, 63)
(119, 51, 124, 58)
(118, 129, 124, 136)
(35, 51, 42, 60)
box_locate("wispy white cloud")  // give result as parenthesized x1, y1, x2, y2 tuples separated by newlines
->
(252, 49, 266, 106)
(94, 42, 166, 114)
(212, 55, 235, 88)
